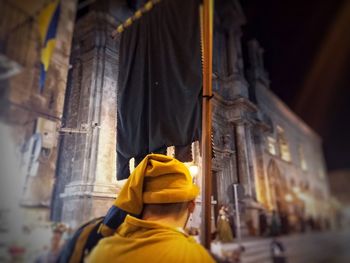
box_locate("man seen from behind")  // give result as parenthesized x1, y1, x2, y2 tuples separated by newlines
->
(87, 154, 215, 263)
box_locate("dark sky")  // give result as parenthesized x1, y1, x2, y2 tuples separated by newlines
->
(240, 0, 350, 172)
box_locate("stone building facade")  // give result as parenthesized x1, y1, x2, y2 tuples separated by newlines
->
(51, 0, 332, 235)
(0, 0, 77, 256)
(0, 0, 332, 241)
(51, 1, 129, 228)
(208, 0, 331, 234)
(247, 38, 331, 229)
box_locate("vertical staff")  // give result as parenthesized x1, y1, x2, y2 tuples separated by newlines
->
(200, 0, 214, 249)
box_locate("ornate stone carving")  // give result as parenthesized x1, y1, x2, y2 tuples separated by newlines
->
(53, 10, 119, 226)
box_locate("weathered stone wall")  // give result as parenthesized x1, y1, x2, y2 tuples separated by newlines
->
(47, 0, 331, 233)
(53, 9, 120, 228)
(0, 0, 76, 212)
(211, 0, 256, 204)
(248, 39, 331, 220)
(0, 0, 77, 258)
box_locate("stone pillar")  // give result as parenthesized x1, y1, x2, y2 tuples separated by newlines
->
(227, 30, 238, 75)
(245, 125, 258, 201)
(234, 122, 253, 197)
(53, 12, 120, 228)
(244, 125, 264, 234)
(227, 28, 245, 76)
(221, 27, 249, 100)
(251, 130, 270, 209)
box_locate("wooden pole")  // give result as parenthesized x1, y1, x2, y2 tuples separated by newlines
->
(200, 0, 214, 250)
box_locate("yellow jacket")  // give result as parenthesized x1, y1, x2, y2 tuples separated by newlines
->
(87, 215, 215, 263)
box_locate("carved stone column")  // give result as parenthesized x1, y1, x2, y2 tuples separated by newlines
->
(227, 30, 238, 75)
(53, 12, 119, 228)
(245, 124, 258, 200)
(227, 28, 245, 76)
(233, 121, 256, 198)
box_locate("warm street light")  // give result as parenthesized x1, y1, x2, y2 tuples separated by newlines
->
(189, 164, 199, 177)
(285, 193, 293, 202)
(129, 158, 135, 173)
(293, 186, 300, 193)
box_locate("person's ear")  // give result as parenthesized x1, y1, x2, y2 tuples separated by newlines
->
(188, 200, 196, 213)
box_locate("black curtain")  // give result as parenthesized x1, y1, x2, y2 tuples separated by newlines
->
(117, 0, 202, 179)
(126, 0, 146, 10)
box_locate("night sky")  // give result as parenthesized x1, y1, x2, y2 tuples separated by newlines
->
(240, 0, 350, 172)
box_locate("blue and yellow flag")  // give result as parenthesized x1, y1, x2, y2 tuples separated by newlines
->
(38, 0, 60, 92)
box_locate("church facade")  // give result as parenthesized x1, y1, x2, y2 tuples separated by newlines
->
(0, 0, 333, 240)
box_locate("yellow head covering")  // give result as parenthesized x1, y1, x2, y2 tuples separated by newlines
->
(114, 154, 199, 215)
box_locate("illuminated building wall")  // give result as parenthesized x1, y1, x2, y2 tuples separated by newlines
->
(0, 0, 77, 253)
(51, 1, 125, 228)
(50, 0, 332, 233)
(193, 1, 332, 234)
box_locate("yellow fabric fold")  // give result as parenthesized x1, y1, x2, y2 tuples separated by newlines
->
(115, 154, 199, 215)
(97, 223, 115, 237)
(87, 215, 215, 263)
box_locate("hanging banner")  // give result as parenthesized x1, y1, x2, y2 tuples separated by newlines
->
(38, 0, 61, 92)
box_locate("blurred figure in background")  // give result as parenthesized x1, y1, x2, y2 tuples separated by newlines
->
(270, 210, 281, 237)
(259, 210, 268, 236)
(217, 205, 234, 243)
(270, 238, 287, 263)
